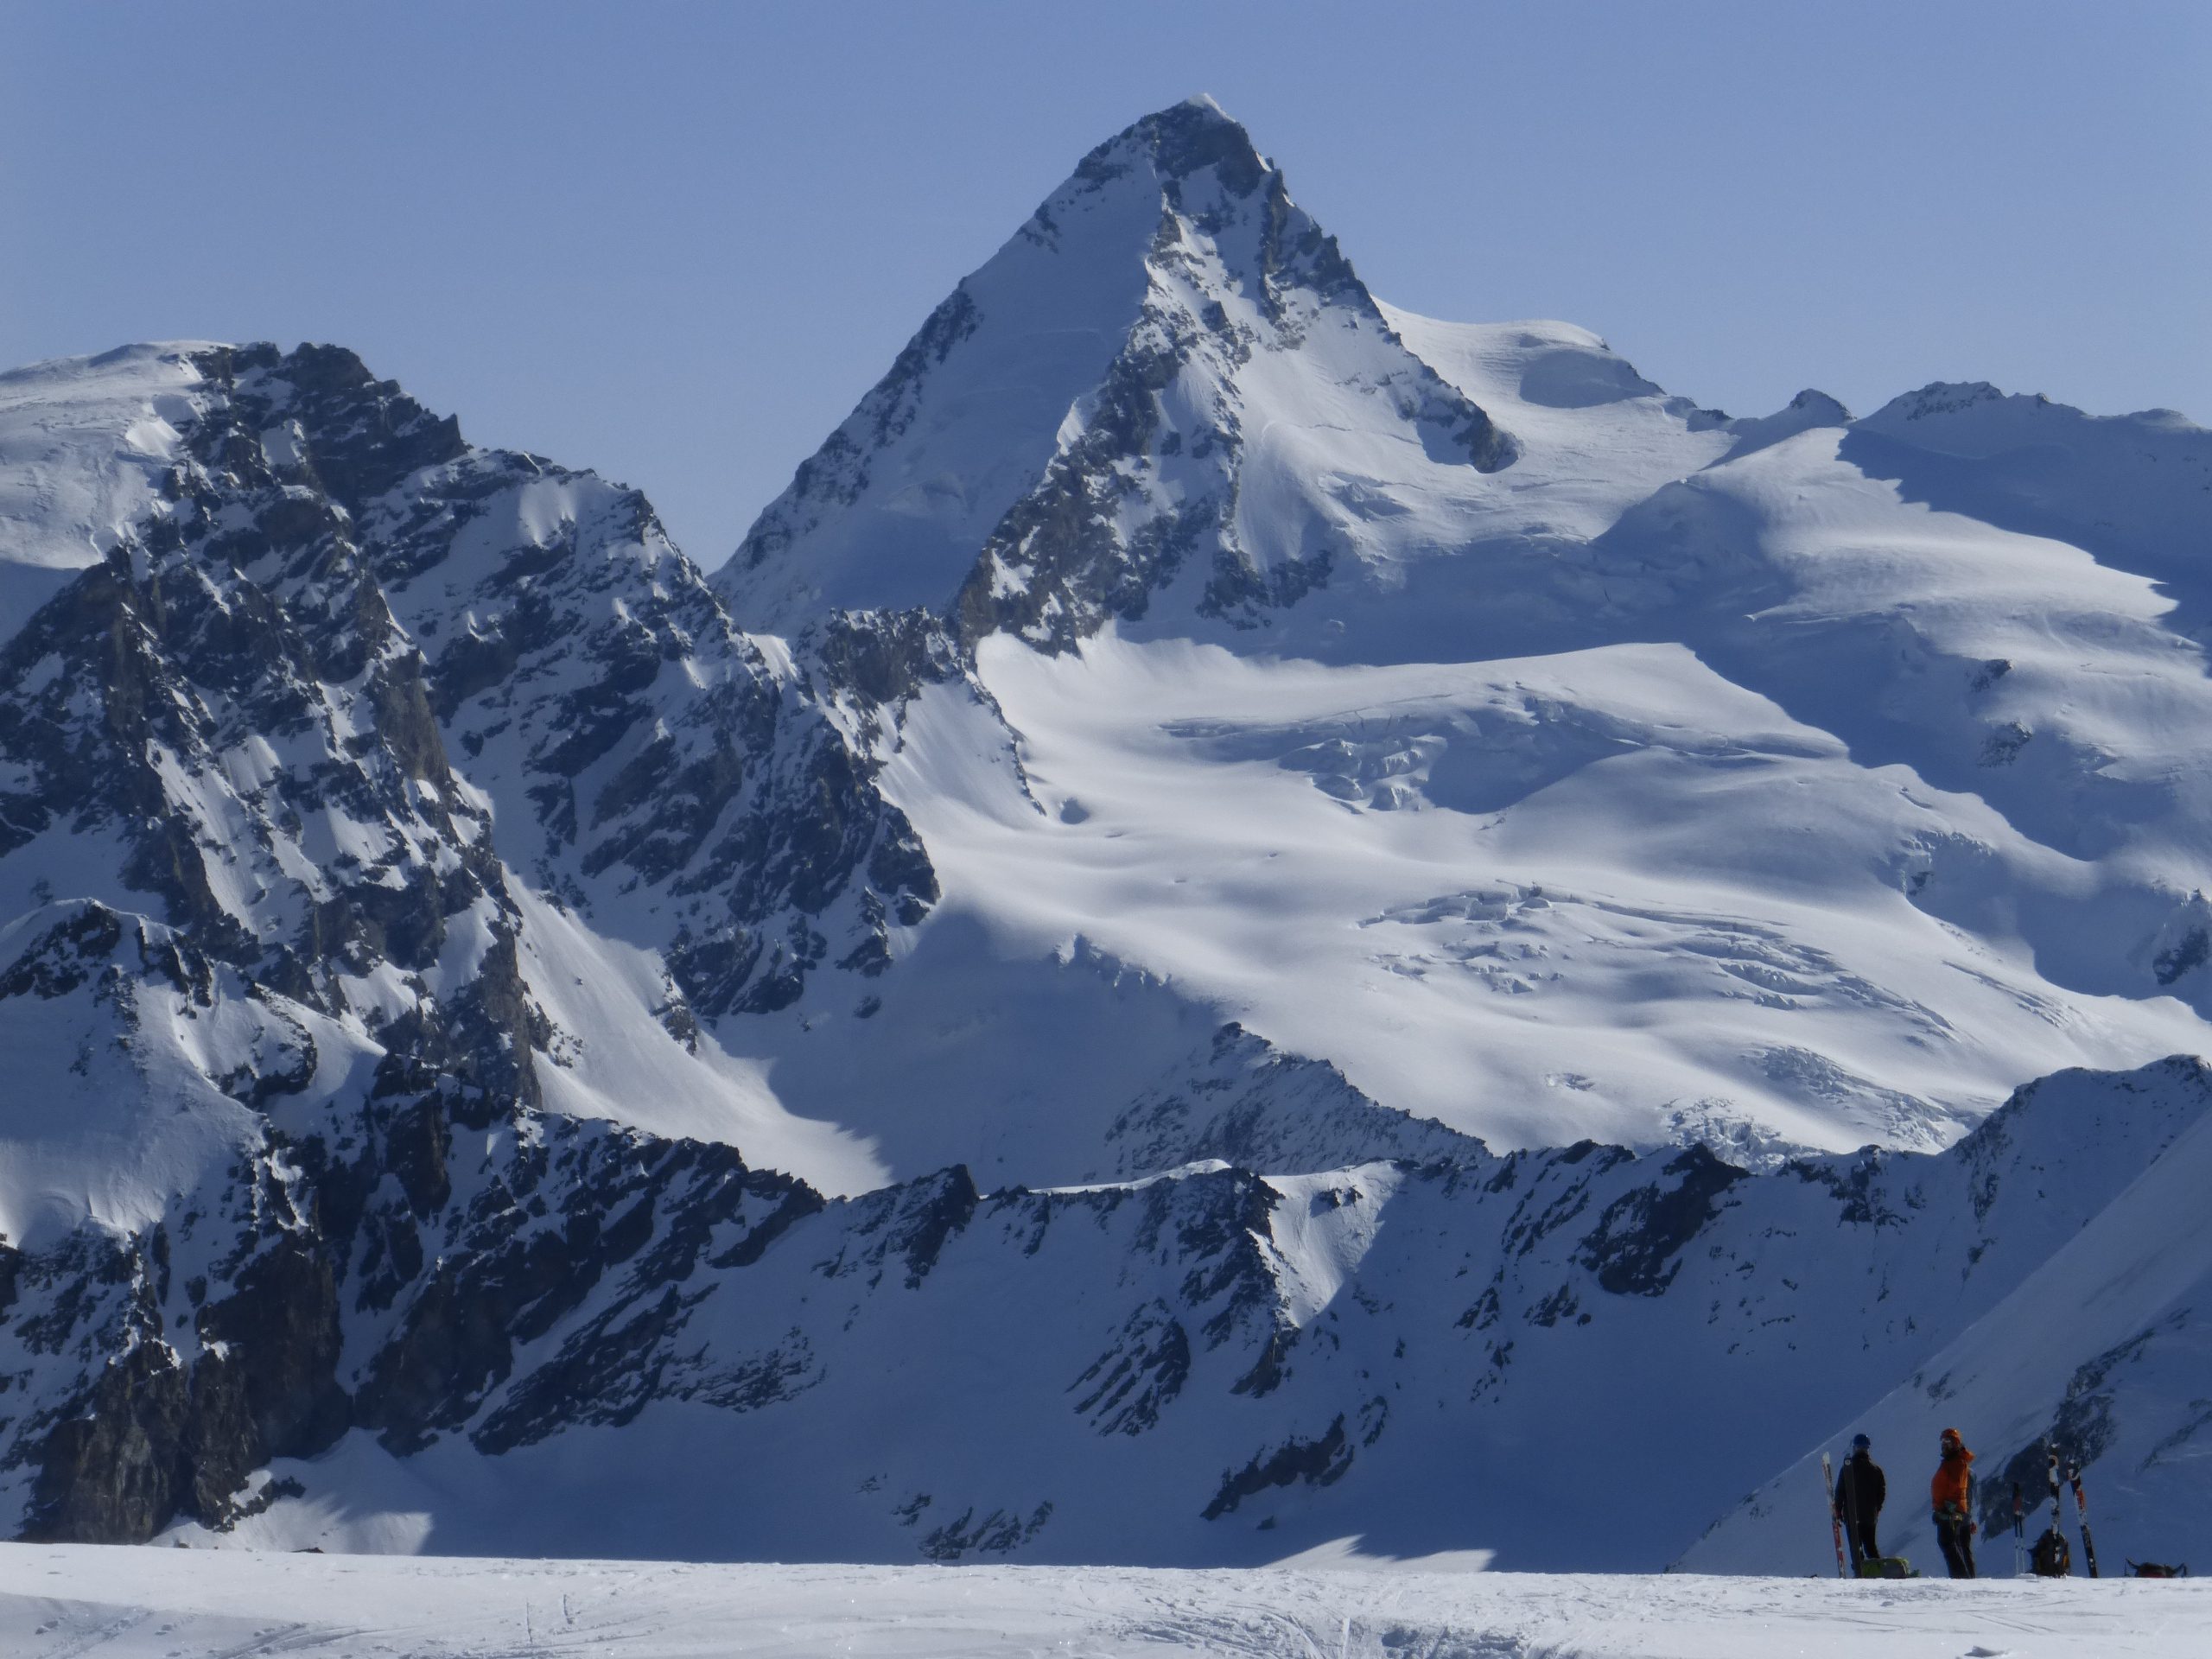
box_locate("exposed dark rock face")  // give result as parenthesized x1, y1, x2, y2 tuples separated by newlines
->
(1071, 1300, 1192, 1436)
(1573, 1146, 1746, 1295)
(949, 108, 1513, 653)
(1202, 1414, 1351, 1519)
(917, 1500, 1055, 1562)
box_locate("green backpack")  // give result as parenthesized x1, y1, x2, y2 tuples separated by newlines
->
(1855, 1556, 1918, 1580)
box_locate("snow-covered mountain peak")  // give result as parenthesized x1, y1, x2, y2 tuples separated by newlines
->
(0, 340, 939, 1192)
(1059, 92, 1269, 198)
(717, 101, 1513, 647)
(1857, 376, 2210, 455)
(1864, 378, 2017, 429)
(1716, 387, 1853, 458)
(692, 101, 2212, 1185)
(1837, 376, 2212, 639)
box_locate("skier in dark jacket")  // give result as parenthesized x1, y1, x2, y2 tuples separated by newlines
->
(1930, 1427, 1977, 1579)
(1834, 1433, 1886, 1569)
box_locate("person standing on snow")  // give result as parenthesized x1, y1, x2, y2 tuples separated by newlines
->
(1834, 1433, 1886, 1569)
(1930, 1427, 1977, 1579)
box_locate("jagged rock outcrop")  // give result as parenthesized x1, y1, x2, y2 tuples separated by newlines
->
(0, 338, 953, 1536)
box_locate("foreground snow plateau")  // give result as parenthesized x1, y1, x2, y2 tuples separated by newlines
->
(2, 1546, 2205, 1659)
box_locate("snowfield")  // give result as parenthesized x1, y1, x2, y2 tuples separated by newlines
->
(876, 626, 2212, 1162)
(1, 1546, 2204, 1658)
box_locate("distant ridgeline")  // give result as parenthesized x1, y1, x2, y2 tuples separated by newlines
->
(1, 98, 2209, 1567)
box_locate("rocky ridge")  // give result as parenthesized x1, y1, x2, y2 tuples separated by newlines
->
(3, 892, 2204, 1567)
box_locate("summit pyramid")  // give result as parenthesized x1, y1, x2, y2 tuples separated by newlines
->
(717, 97, 1510, 649)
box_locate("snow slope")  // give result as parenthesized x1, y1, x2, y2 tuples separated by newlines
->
(0, 1015, 2180, 1573)
(875, 628, 2209, 1159)
(2, 1546, 2205, 1659)
(0, 344, 209, 635)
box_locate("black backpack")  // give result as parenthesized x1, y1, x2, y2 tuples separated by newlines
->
(2031, 1528, 2071, 1578)
(2127, 1560, 2187, 1579)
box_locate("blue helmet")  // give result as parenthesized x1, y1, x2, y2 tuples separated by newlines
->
(1852, 1433, 1872, 1451)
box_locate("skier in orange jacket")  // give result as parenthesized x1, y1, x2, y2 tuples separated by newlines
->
(1929, 1427, 1977, 1578)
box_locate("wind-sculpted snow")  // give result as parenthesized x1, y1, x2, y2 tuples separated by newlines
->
(1847, 382, 2212, 634)
(0, 346, 210, 643)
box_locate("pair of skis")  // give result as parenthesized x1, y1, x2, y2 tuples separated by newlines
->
(1821, 1452, 1847, 1577)
(2049, 1450, 2101, 1578)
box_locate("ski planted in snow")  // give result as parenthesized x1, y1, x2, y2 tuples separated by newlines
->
(2066, 1460, 2101, 1579)
(2029, 1448, 2075, 1576)
(1821, 1452, 1847, 1577)
(2013, 1482, 2026, 1577)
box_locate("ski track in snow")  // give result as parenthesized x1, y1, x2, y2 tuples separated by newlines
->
(0, 1547, 2203, 1658)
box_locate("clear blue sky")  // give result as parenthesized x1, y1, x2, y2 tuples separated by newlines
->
(4, 2, 2205, 568)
